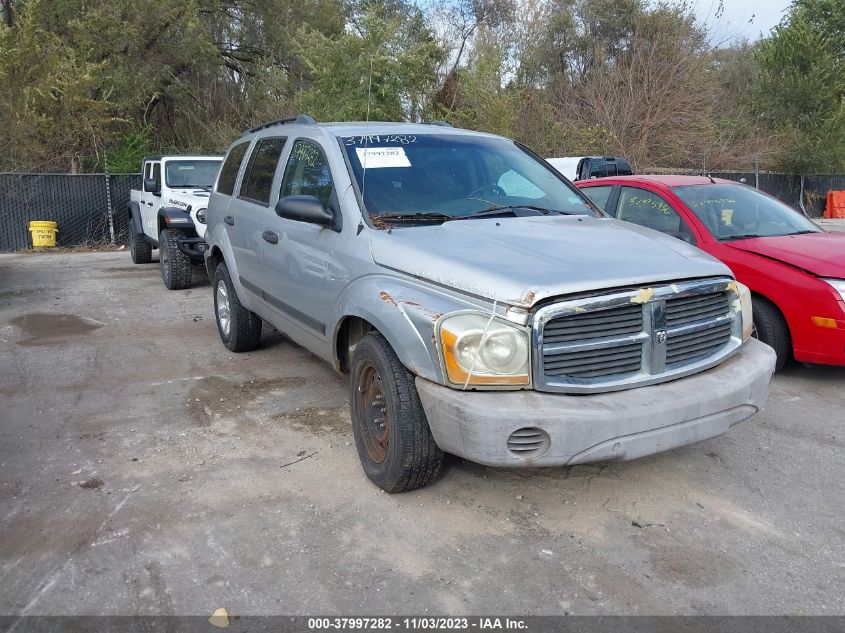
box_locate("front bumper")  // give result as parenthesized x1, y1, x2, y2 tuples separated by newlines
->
(416, 338, 776, 467)
(176, 236, 207, 263)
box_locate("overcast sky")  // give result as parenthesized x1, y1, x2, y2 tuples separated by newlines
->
(693, 0, 793, 41)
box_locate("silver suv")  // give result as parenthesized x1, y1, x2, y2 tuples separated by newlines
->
(204, 116, 776, 492)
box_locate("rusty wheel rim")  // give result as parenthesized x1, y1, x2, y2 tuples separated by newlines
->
(355, 361, 389, 464)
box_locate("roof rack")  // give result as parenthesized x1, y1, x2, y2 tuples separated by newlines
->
(244, 114, 317, 136)
(427, 120, 453, 127)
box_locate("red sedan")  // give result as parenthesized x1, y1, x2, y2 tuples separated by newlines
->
(576, 175, 845, 368)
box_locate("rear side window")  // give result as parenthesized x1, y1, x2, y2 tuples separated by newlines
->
(583, 185, 613, 211)
(217, 142, 250, 196)
(240, 137, 287, 205)
(589, 160, 607, 178)
(280, 140, 334, 208)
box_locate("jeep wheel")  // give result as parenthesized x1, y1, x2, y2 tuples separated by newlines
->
(129, 221, 152, 264)
(752, 297, 790, 370)
(349, 332, 443, 493)
(213, 263, 262, 352)
(159, 229, 192, 290)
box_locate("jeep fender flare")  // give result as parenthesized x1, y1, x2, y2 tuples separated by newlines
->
(128, 201, 143, 235)
(330, 276, 481, 383)
(157, 206, 196, 236)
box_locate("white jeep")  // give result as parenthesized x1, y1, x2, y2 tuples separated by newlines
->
(128, 155, 223, 289)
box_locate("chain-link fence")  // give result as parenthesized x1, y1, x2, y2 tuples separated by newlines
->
(0, 173, 141, 252)
(1, 169, 844, 252)
(641, 169, 845, 218)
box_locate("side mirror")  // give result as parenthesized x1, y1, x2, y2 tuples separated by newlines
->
(144, 178, 161, 194)
(275, 195, 341, 232)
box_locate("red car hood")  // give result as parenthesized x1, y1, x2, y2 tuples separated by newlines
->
(726, 232, 845, 277)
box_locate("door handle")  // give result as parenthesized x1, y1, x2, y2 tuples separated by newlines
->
(262, 230, 279, 244)
(224, 215, 234, 226)
(147, 202, 153, 206)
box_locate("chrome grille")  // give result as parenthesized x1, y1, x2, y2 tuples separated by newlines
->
(533, 279, 742, 393)
(665, 292, 733, 366)
(543, 304, 643, 343)
(543, 304, 643, 378)
(666, 292, 730, 326)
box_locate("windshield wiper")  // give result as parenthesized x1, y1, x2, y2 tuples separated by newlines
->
(374, 212, 456, 224)
(463, 205, 568, 219)
(720, 233, 763, 242)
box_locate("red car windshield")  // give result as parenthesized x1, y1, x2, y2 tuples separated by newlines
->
(673, 184, 821, 241)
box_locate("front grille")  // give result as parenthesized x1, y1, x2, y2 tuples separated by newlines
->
(543, 304, 643, 343)
(533, 279, 741, 393)
(665, 290, 733, 366)
(666, 292, 730, 326)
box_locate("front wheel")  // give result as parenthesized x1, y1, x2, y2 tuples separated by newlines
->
(159, 229, 192, 290)
(752, 298, 790, 370)
(349, 332, 443, 493)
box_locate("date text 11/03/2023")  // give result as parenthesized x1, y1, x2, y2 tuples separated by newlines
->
(307, 618, 528, 630)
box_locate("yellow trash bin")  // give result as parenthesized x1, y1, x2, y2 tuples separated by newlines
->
(29, 221, 58, 247)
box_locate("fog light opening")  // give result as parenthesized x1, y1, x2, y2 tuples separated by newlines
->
(507, 427, 551, 459)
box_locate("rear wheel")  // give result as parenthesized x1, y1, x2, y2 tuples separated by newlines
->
(129, 220, 152, 264)
(349, 332, 443, 493)
(159, 228, 192, 290)
(213, 263, 262, 352)
(752, 297, 790, 370)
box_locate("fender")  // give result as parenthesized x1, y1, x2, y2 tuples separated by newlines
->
(128, 201, 144, 235)
(330, 274, 485, 383)
(157, 206, 196, 235)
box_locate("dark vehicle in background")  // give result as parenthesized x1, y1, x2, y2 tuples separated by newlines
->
(547, 156, 633, 181)
(578, 175, 845, 369)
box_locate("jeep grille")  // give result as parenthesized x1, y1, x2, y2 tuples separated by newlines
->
(532, 279, 742, 393)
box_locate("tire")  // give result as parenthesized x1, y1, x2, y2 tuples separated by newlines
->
(213, 263, 262, 352)
(752, 297, 790, 370)
(129, 219, 152, 264)
(159, 228, 192, 290)
(349, 332, 443, 493)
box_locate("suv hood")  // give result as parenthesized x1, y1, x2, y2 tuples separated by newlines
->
(369, 215, 730, 307)
(725, 232, 845, 277)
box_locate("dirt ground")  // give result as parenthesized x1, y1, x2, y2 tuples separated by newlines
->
(0, 251, 843, 616)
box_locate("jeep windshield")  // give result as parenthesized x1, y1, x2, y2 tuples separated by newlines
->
(673, 183, 821, 241)
(340, 134, 597, 222)
(164, 160, 222, 189)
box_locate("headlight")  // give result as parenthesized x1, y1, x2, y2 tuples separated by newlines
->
(822, 278, 845, 303)
(735, 281, 753, 341)
(196, 208, 207, 224)
(438, 313, 530, 387)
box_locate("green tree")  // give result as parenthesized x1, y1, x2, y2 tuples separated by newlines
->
(293, 1, 443, 121)
(0, 0, 122, 172)
(756, 0, 845, 172)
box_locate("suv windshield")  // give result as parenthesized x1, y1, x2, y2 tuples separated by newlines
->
(673, 184, 821, 241)
(165, 160, 222, 189)
(340, 134, 597, 221)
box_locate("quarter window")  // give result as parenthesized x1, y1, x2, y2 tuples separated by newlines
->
(217, 142, 250, 196)
(280, 140, 334, 208)
(617, 187, 695, 243)
(240, 137, 287, 205)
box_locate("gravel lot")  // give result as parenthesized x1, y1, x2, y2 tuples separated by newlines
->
(1, 251, 843, 616)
